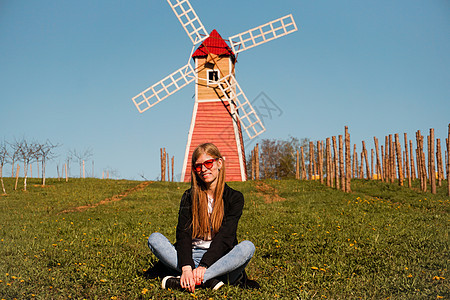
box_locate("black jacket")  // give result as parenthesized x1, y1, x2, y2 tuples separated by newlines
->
(175, 184, 244, 269)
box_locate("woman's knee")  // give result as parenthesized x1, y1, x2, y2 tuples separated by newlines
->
(238, 240, 256, 257)
(147, 232, 165, 249)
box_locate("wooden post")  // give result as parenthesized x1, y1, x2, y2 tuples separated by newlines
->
(404, 133, 411, 187)
(309, 142, 313, 180)
(251, 149, 255, 180)
(318, 141, 324, 184)
(332, 136, 339, 188)
(166, 152, 170, 182)
(381, 145, 385, 182)
(171, 156, 174, 182)
(360, 150, 364, 178)
(300, 146, 306, 180)
(296, 149, 300, 180)
(255, 143, 260, 180)
(409, 140, 416, 181)
(387, 135, 392, 182)
(14, 165, 20, 190)
(384, 136, 388, 181)
(352, 144, 357, 179)
(160, 148, 166, 182)
(338, 135, 344, 190)
(394, 134, 404, 186)
(417, 131, 427, 192)
(415, 131, 422, 188)
(344, 127, 351, 192)
(429, 129, 436, 194)
(65, 163, 68, 182)
(374, 137, 382, 181)
(326, 138, 331, 186)
(447, 124, 450, 196)
(436, 139, 443, 187)
(371, 149, 374, 179)
(313, 142, 317, 180)
(362, 141, 371, 180)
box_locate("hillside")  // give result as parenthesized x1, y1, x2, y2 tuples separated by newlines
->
(0, 178, 448, 299)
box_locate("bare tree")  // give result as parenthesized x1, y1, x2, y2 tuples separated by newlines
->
(0, 141, 8, 194)
(68, 148, 93, 178)
(36, 140, 60, 186)
(103, 167, 119, 179)
(15, 139, 39, 191)
(7, 141, 20, 178)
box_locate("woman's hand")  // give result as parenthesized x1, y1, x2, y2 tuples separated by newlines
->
(181, 266, 196, 292)
(193, 266, 207, 286)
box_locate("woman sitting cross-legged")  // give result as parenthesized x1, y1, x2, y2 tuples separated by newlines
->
(147, 143, 259, 292)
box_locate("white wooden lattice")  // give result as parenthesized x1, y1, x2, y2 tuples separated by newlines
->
(132, 64, 196, 113)
(167, 0, 209, 45)
(216, 74, 266, 139)
(228, 14, 297, 54)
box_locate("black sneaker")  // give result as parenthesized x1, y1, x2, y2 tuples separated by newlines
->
(203, 278, 224, 290)
(161, 276, 182, 290)
(144, 261, 170, 279)
(233, 271, 260, 290)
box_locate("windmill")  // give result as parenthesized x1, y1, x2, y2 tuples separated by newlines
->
(132, 0, 298, 182)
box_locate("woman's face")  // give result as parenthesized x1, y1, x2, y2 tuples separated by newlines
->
(194, 152, 222, 186)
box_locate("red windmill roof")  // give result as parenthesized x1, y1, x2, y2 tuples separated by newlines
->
(192, 29, 235, 59)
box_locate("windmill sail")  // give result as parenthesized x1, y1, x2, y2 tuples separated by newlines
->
(132, 64, 195, 113)
(216, 74, 265, 139)
(167, 0, 209, 45)
(228, 14, 297, 54)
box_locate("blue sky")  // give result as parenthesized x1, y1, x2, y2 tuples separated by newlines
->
(1, 0, 449, 180)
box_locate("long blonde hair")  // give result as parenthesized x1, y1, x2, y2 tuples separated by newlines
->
(190, 143, 226, 239)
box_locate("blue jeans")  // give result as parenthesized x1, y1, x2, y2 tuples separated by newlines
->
(148, 232, 255, 283)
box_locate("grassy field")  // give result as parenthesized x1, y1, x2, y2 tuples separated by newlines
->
(0, 177, 448, 299)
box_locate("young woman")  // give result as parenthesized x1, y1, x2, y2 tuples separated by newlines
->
(147, 143, 259, 292)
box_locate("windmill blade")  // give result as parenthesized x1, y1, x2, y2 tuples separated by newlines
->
(216, 74, 265, 139)
(228, 14, 297, 54)
(167, 0, 209, 45)
(132, 63, 195, 113)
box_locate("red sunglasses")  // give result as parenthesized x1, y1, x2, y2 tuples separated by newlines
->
(193, 158, 218, 172)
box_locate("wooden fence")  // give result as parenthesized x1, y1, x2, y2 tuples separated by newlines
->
(160, 148, 174, 182)
(250, 124, 450, 196)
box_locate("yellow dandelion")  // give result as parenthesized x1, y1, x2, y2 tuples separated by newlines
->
(311, 267, 319, 270)
(141, 288, 148, 294)
(407, 274, 413, 278)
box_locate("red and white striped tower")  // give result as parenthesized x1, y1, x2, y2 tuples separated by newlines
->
(181, 30, 247, 182)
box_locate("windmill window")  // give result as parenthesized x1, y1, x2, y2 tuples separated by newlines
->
(207, 70, 219, 85)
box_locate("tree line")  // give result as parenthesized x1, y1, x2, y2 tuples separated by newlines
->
(246, 137, 311, 180)
(0, 138, 100, 194)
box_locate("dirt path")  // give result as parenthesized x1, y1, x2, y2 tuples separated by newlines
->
(254, 181, 285, 203)
(59, 181, 152, 214)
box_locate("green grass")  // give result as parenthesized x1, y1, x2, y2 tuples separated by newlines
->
(0, 177, 448, 299)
